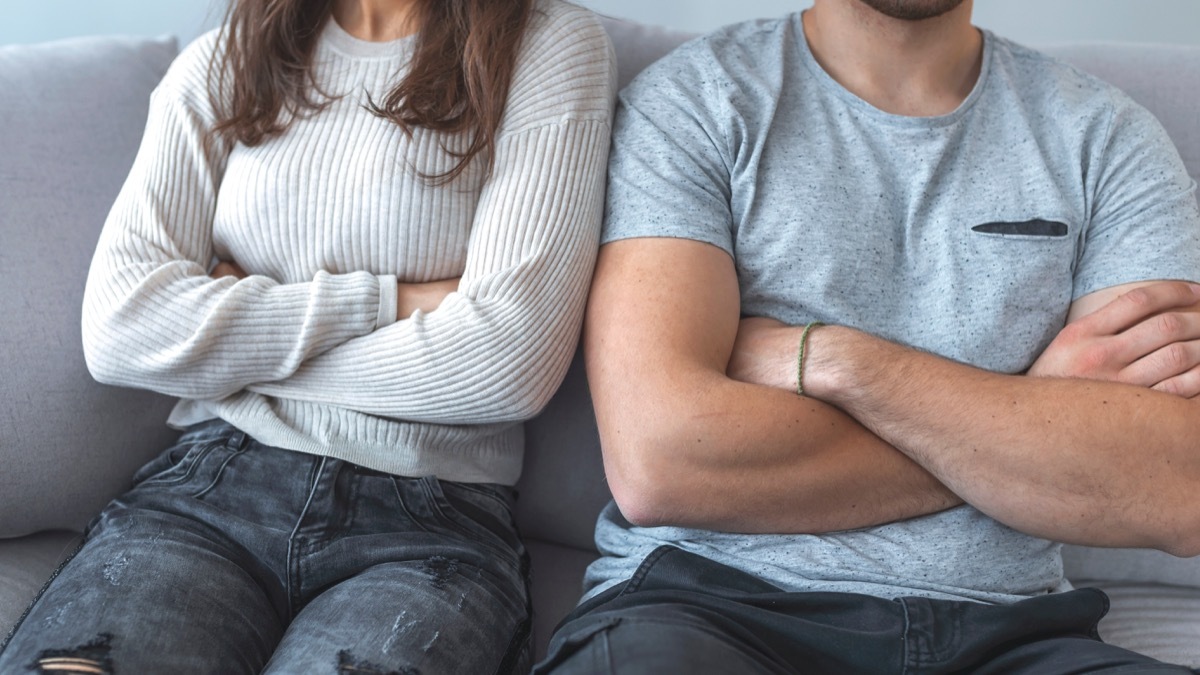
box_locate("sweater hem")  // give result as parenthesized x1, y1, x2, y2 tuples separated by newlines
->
(167, 401, 525, 485)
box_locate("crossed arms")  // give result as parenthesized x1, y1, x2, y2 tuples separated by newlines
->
(585, 236, 1200, 557)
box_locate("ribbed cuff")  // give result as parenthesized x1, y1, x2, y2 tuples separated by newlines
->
(375, 274, 398, 328)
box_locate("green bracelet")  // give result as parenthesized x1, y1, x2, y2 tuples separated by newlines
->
(796, 321, 825, 396)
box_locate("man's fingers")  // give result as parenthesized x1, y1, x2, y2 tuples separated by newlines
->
(1079, 282, 1200, 336)
(1152, 362, 1200, 400)
(1122, 339, 1200, 388)
(1107, 311, 1200, 374)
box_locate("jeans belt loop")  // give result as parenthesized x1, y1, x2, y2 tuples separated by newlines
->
(227, 429, 249, 451)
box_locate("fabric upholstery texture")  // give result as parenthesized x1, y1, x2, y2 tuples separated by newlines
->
(0, 35, 182, 537)
(0, 531, 80, 633)
(1065, 546, 1200, 590)
(1089, 583, 1200, 668)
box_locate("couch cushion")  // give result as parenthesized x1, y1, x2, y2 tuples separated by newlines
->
(0, 531, 82, 635)
(1064, 545, 1200, 590)
(1089, 582, 1200, 668)
(516, 21, 697, 553)
(0, 36, 182, 537)
(526, 537, 597, 662)
(518, 350, 611, 551)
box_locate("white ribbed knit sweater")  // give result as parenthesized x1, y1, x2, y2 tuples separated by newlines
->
(81, 1, 617, 484)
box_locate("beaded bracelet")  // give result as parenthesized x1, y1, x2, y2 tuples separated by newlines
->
(796, 321, 825, 396)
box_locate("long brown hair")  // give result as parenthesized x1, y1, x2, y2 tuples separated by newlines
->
(210, 0, 534, 183)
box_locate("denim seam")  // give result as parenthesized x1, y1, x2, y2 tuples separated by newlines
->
(190, 447, 244, 499)
(616, 545, 676, 599)
(493, 603, 533, 675)
(419, 478, 519, 563)
(447, 482, 515, 515)
(0, 538, 86, 657)
(285, 456, 328, 617)
(389, 478, 436, 535)
(601, 622, 615, 675)
(136, 440, 221, 489)
(899, 597, 912, 675)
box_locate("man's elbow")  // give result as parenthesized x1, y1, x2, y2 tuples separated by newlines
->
(1165, 539, 1200, 559)
(1161, 515, 1200, 559)
(604, 438, 698, 529)
(609, 481, 675, 529)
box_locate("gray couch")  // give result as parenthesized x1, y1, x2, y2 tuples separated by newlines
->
(2, 16, 1199, 669)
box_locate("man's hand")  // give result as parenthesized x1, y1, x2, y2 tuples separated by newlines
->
(397, 278, 461, 317)
(211, 261, 247, 280)
(727, 317, 800, 391)
(1029, 281, 1200, 398)
(797, 321, 1200, 555)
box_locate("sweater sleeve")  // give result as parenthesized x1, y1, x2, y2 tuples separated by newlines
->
(81, 37, 396, 400)
(247, 6, 617, 424)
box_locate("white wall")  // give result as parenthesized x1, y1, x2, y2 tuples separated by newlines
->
(3, 1, 1199, 48)
(1, 1, 220, 46)
(577, 0, 1200, 45)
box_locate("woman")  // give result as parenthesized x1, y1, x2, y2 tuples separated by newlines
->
(0, 0, 615, 672)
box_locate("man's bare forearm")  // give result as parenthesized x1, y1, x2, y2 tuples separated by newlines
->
(588, 238, 962, 534)
(593, 359, 962, 533)
(802, 325, 1200, 556)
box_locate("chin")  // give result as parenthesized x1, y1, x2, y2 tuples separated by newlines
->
(853, 0, 969, 21)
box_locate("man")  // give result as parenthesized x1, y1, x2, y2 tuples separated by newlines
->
(534, 0, 1200, 673)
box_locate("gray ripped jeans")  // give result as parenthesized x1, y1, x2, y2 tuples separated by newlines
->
(0, 420, 532, 674)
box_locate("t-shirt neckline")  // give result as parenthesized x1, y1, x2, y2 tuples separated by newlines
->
(793, 12, 994, 129)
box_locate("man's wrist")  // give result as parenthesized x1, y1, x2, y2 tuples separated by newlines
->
(796, 321, 825, 396)
(802, 325, 875, 404)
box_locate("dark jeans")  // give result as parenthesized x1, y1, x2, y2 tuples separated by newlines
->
(535, 546, 1196, 675)
(0, 421, 531, 674)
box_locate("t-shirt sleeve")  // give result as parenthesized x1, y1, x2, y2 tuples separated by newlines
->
(601, 45, 736, 257)
(1073, 94, 1200, 299)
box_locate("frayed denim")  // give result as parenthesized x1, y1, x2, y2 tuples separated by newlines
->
(1, 420, 531, 674)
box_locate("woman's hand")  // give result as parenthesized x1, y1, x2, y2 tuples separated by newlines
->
(211, 261, 248, 280)
(397, 278, 461, 317)
(210, 263, 457, 318)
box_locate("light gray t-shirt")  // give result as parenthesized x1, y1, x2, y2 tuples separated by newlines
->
(588, 14, 1200, 604)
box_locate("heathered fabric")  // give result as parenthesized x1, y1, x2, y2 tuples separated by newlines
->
(81, 0, 617, 485)
(588, 14, 1200, 604)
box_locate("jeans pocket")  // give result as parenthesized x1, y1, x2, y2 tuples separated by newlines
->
(419, 477, 523, 559)
(131, 439, 222, 488)
(532, 616, 622, 674)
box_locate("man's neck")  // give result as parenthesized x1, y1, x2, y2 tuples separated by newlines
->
(332, 0, 419, 42)
(803, 0, 983, 117)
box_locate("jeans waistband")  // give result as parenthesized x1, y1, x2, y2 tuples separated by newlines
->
(177, 419, 249, 450)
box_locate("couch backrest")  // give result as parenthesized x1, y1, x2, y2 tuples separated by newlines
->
(0, 36, 180, 538)
(514, 18, 698, 552)
(1045, 43, 1200, 183)
(516, 21, 1200, 553)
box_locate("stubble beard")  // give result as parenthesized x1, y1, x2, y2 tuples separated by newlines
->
(852, 0, 969, 21)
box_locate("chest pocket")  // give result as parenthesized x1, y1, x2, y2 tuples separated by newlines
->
(972, 219, 1069, 238)
(947, 218, 1078, 372)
